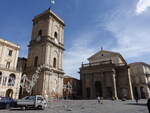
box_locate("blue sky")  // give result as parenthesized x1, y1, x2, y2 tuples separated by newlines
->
(0, 0, 150, 79)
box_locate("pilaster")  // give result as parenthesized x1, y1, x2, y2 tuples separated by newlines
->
(127, 68, 134, 100)
(112, 69, 118, 100)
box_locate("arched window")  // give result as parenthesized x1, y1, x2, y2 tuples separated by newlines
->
(8, 74, 16, 86)
(0, 72, 2, 85)
(34, 56, 38, 67)
(53, 58, 56, 68)
(54, 32, 58, 39)
(6, 89, 13, 98)
(38, 30, 42, 36)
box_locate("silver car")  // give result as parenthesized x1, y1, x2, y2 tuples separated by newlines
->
(17, 95, 47, 110)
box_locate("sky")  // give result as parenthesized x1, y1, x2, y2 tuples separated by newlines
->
(0, 0, 150, 79)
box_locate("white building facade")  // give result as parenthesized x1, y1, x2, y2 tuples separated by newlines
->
(130, 62, 150, 99)
(0, 38, 21, 99)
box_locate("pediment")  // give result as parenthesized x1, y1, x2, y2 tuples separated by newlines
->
(88, 50, 127, 65)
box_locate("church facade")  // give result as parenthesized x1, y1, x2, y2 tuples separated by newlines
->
(80, 50, 134, 99)
(24, 9, 65, 98)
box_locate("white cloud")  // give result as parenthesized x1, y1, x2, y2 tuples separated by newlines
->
(64, 0, 150, 79)
(104, 7, 150, 62)
(64, 31, 99, 79)
(136, 0, 150, 14)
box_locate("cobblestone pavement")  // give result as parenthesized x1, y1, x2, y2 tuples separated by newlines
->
(0, 99, 148, 113)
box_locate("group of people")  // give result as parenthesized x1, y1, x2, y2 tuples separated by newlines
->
(97, 96, 116, 104)
(97, 96, 150, 113)
(97, 96, 103, 104)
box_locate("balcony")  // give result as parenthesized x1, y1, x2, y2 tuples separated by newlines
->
(0, 64, 18, 72)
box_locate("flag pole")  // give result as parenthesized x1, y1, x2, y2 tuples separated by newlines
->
(49, 0, 55, 10)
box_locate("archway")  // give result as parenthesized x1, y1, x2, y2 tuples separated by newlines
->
(95, 81, 102, 97)
(86, 88, 91, 99)
(6, 89, 13, 98)
(106, 87, 112, 98)
(38, 29, 42, 36)
(53, 57, 56, 68)
(34, 56, 38, 67)
(54, 32, 58, 39)
(122, 88, 128, 98)
(0, 71, 2, 84)
(134, 87, 138, 99)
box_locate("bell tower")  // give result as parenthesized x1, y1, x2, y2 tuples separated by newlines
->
(26, 9, 65, 98)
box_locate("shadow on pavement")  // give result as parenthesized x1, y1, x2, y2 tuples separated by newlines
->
(9, 108, 41, 111)
(0, 108, 23, 111)
(126, 103, 146, 106)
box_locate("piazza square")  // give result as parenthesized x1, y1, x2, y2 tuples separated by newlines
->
(0, 0, 150, 113)
(0, 100, 148, 113)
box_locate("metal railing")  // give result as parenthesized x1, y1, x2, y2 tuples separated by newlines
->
(82, 60, 112, 67)
(82, 60, 126, 67)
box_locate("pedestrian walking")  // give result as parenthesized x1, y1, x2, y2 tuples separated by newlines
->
(112, 96, 116, 101)
(97, 96, 100, 104)
(135, 96, 139, 104)
(100, 97, 103, 104)
(147, 98, 150, 113)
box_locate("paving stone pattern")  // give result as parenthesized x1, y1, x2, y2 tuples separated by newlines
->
(0, 99, 148, 113)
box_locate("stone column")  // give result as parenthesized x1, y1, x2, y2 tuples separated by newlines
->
(127, 68, 134, 100)
(145, 76, 150, 98)
(144, 85, 150, 98)
(112, 69, 118, 100)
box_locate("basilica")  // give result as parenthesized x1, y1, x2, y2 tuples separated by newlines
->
(80, 50, 150, 99)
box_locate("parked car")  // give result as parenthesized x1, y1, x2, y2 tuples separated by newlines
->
(17, 95, 47, 110)
(0, 97, 17, 109)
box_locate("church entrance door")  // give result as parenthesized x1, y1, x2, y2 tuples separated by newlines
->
(95, 81, 102, 97)
(86, 88, 91, 99)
